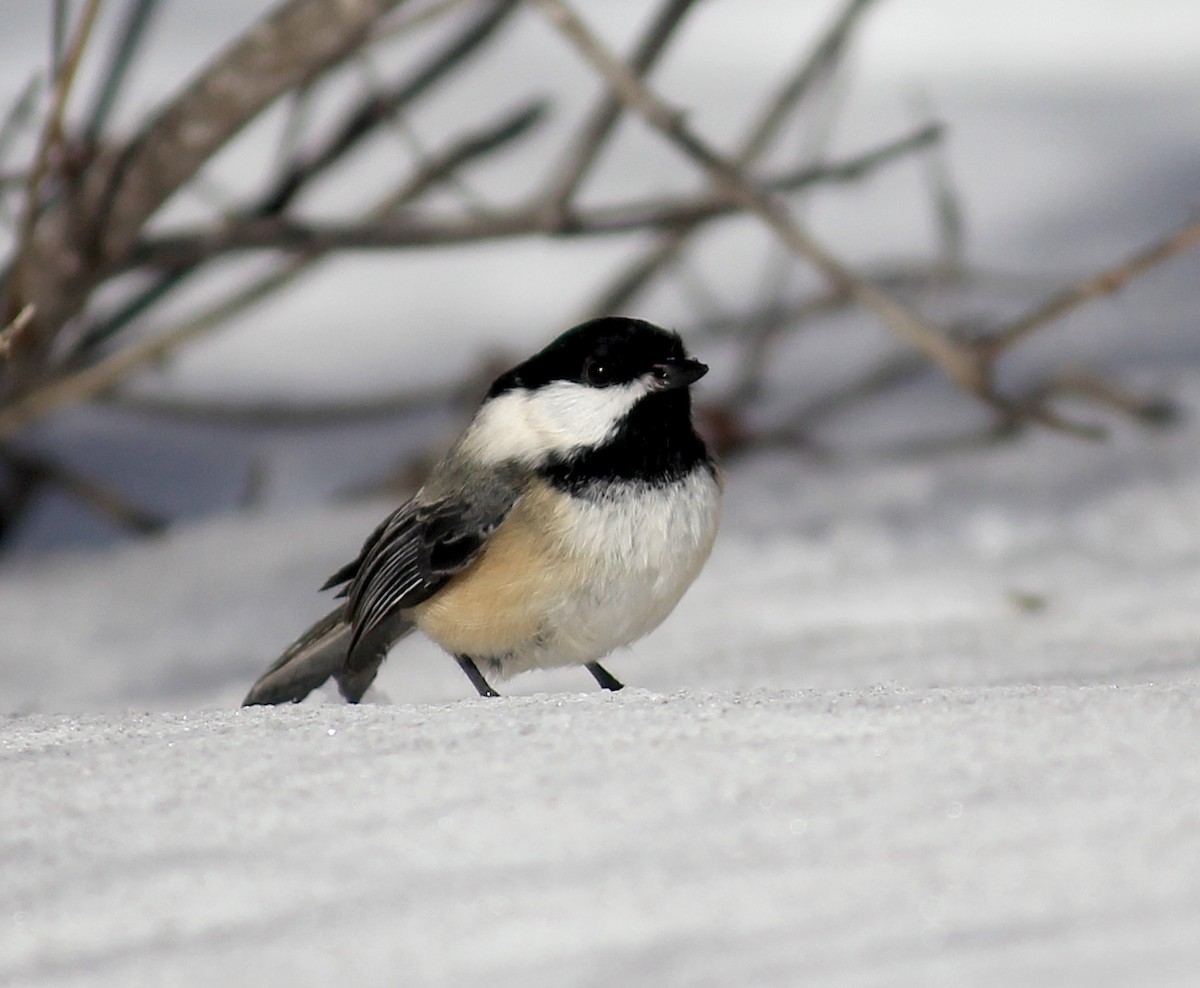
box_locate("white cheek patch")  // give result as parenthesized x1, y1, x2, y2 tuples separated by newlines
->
(463, 380, 647, 464)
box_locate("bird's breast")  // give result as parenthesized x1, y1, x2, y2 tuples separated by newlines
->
(413, 470, 720, 673)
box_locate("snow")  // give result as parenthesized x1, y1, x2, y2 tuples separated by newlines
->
(4, 1, 1200, 985)
(5, 686, 1199, 988)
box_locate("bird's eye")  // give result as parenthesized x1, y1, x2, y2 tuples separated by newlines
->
(583, 357, 614, 386)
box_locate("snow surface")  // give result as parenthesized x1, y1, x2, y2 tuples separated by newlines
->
(4, 1, 1200, 985)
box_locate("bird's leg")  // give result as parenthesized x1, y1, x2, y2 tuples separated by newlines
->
(455, 655, 500, 698)
(586, 662, 624, 692)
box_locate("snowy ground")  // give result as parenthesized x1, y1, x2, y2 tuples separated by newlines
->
(4, 2, 1200, 986)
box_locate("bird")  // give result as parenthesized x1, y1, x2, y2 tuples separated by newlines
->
(242, 316, 721, 706)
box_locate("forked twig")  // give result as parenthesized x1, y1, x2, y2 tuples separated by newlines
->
(534, 0, 1200, 439)
(0, 444, 166, 535)
(126, 125, 942, 266)
(590, 0, 885, 314)
(8, 0, 104, 322)
(983, 214, 1200, 358)
(544, 0, 700, 215)
(529, 0, 985, 395)
(0, 101, 546, 438)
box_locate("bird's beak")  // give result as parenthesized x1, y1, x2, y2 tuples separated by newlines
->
(649, 357, 708, 391)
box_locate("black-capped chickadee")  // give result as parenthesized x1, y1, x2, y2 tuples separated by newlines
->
(243, 316, 721, 705)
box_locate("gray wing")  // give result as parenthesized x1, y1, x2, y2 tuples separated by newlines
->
(329, 475, 523, 671)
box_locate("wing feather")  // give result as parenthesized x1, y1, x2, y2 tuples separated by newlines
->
(324, 478, 522, 670)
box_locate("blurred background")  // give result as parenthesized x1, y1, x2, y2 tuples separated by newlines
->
(1, 0, 1196, 557)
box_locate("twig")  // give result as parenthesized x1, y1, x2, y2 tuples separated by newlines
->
(983, 214, 1200, 358)
(77, 98, 546, 354)
(530, 0, 985, 395)
(742, 0, 880, 163)
(589, 0, 883, 314)
(1021, 370, 1179, 427)
(794, 351, 930, 431)
(0, 101, 547, 438)
(257, 0, 517, 216)
(373, 100, 547, 210)
(52, 1, 71, 75)
(912, 95, 965, 272)
(126, 125, 942, 265)
(8, 0, 104, 323)
(70, 0, 518, 358)
(0, 444, 167, 536)
(0, 75, 44, 171)
(10, 0, 410, 355)
(104, 384, 450, 427)
(0, 268, 311, 439)
(81, 0, 164, 146)
(370, 0, 490, 44)
(543, 0, 700, 215)
(0, 305, 36, 360)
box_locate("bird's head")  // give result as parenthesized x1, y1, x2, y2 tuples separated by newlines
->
(467, 317, 708, 466)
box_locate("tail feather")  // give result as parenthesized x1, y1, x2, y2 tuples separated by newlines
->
(243, 607, 350, 706)
(244, 607, 416, 706)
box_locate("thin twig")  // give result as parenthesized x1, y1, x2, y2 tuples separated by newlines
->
(1, 102, 547, 438)
(0, 305, 36, 360)
(77, 98, 546, 354)
(52, 1, 71, 75)
(984, 214, 1200, 358)
(257, 0, 518, 216)
(8, 0, 104, 323)
(9, 0, 410, 358)
(71, 0, 517, 357)
(1021, 370, 1179, 427)
(0, 75, 44, 171)
(81, 0, 164, 146)
(911, 94, 965, 272)
(793, 351, 929, 430)
(369, 0, 485, 44)
(544, 0, 700, 215)
(126, 125, 942, 265)
(0, 444, 166, 535)
(741, 0, 880, 163)
(105, 384, 450, 427)
(0, 268, 311, 439)
(531, 0, 985, 394)
(590, 0, 883, 314)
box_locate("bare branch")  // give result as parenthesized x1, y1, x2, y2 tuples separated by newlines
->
(10, 0, 410, 356)
(81, 0, 165, 146)
(741, 0, 880, 163)
(544, 0, 700, 214)
(0, 100, 548, 438)
(105, 384, 449, 427)
(0, 75, 44, 170)
(912, 96, 966, 272)
(590, 0, 882, 315)
(7, 0, 104, 325)
(126, 125, 942, 266)
(76, 98, 547, 355)
(257, 0, 518, 216)
(1022, 370, 1179, 427)
(529, 0, 986, 395)
(0, 304, 36, 360)
(0, 266, 313, 439)
(0, 444, 166, 536)
(64, 0, 521, 359)
(984, 214, 1200, 358)
(98, 0, 409, 252)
